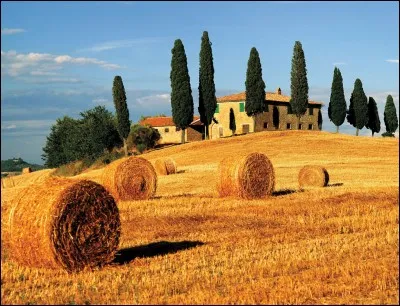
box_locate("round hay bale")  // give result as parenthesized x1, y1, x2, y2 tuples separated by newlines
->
(102, 156, 157, 201)
(298, 165, 329, 188)
(1, 177, 121, 272)
(216, 152, 275, 199)
(154, 158, 177, 175)
(22, 167, 32, 174)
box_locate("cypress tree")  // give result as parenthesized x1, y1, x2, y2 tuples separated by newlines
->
(346, 78, 368, 136)
(383, 94, 398, 135)
(365, 97, 381, 137)
(245, 47, 266, 131)
(229, 108, 236, 135)
(290, 41, 309, 126)
(198, 31, 217, 140)
(328, 67, 347, 133)
(112, 76, 131, 156)
(170, 39, 194, 144)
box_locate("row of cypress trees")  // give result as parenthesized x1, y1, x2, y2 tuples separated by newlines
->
(328, 68, 398, 137)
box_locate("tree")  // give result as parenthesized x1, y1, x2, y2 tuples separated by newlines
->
(229, 108, 236, 135)
(112, 75, 131, 156)
(198, 31, 217, 140)
(127, 124, 161, 153)
(346, 78, 368, 136)
(290, 41, 309, 127)
(365, 97, 381, 137)
(383, 95, 398, 136)
(170, 39, 194, 144)
(245, 47, 266, 131)
(328, 67, 347, 133)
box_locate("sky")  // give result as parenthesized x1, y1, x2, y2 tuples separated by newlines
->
(1, 1, 399, 164)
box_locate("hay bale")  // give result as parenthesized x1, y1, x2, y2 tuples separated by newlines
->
(1, 176, 15, 189)
(154, 158, 177, 175)
(102, 156, 157, 201)
(1, 177, 121, 272)
(216, 152, 275, 199)
(22, 167, 32, 174)
(298, 165, 329, 188)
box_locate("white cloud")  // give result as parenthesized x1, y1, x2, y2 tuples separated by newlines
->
(30, 70, 60, 76)
(333, 62, 347, 66)
(386, 59, 399, 64)
(1, 28, 26, 35)
(136, 93, 171, 105)
(1, 49, 122, 78)
(1, 124, 17, 130)
(79, 37, 169, 52)
(1, 120, 54, 130)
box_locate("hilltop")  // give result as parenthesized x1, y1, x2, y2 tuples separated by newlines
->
(1, 158, 45, 175)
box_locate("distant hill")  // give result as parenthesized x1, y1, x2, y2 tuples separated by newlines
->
(1, 158, 46, 175)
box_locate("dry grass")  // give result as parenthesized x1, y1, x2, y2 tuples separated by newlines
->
(1, 130, 399, 304)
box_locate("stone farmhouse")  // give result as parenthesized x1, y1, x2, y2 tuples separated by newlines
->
(210, 88, 323, 139)
(140, 88, 324, 144)
(139, 116, 203, 144)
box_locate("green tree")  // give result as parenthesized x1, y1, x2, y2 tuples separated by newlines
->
(365, 97, 381, 137)
(328, 67, 347, 133)
(198, 31, 217, 140)
(170, 39, 194, 144)
(346, 78, 368, 136)
(290, 41, 309, 127)
(229, 108, 236, 135)
(127, 124, 161, 153)
(383, 94, 398, 136)
(112, 75, 131, 156)
(245, 47, 266, 131)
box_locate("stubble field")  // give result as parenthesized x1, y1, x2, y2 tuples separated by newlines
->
(1, 130, 399, 304)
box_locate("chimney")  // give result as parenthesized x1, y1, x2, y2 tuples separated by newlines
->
(276, 87, 281, 95)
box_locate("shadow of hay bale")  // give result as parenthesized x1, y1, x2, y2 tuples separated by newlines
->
(272, 189, 303, 197)
(112, 240, 204, 265)
(327, 183, 344, 187)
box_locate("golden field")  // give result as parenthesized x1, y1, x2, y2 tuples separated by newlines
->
(1, 130, 399, 305)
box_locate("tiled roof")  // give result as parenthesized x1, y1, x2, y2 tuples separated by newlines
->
(217, 91, 324, 105)
(140, 116, 201, 127)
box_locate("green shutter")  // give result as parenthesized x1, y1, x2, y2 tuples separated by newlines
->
(215, 103, 219, 114)
(239, 102, 245, 112)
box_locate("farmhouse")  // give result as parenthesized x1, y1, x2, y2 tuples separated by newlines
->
(210, 88, 324, 139)
(140, 116, 203, 144)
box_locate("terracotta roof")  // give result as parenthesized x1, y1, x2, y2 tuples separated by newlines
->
(217, 91, 324, 105)
(140, 116, 201, 127)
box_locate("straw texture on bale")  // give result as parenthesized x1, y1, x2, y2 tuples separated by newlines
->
(1, 169, 54, 190)
(1, 177, 121, 272)
(22, 167, 32, 174)
(216, 152, 275, 199)
(154, 158, 177, 175)
(298, 165, 329, 188)
(102, 156, 157, 201)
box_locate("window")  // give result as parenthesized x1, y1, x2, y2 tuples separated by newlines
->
(309, 107, 314, 115)
(242, 124, 250, 133)
(299, 124, 303, 130)
(263, 122, 268, 129)
(165, 127, 169, 133)
(308, 124, 313, 130)
(215, 103, 219, 114)
(239, 102, 245, 112)
(287, 104, 293, 114)
(219, 126, 223, 137)
(287, 123, 291, 130)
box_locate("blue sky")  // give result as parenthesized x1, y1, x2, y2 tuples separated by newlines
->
(1, 1, 399, 164)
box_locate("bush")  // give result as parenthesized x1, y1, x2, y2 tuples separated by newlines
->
(52, 159, 92, 177)
(382, 132, 395, 137)
(127, 124, 161, 153)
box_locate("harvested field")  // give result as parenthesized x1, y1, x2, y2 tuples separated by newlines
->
(1, 130, 398, 304)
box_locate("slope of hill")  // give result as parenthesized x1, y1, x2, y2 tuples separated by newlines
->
(1, 130, 399, 304)
(1, 157, 45, 174)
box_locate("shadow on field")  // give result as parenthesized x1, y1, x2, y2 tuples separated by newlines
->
(176, 169, 186, 174)
(112, 240, 205, 265)
(272, 189, 302, 196)
(327, 183, 344, 187)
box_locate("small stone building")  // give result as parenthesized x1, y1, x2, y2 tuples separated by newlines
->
(140, 116, 203, 144)
(210, 88, 324, 139)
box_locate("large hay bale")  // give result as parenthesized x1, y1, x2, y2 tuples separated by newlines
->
(22, 167, 32, 174)
(102, 156, 157, 201)
(154, 158, 177, 175)
(1, 177, 121, 272)
(298, 165, 329, 188)
(216, 152, 275, 199)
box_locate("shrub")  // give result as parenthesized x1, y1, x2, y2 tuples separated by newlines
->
(127, 124, 161, 153)
(382, 132, 395, 137)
